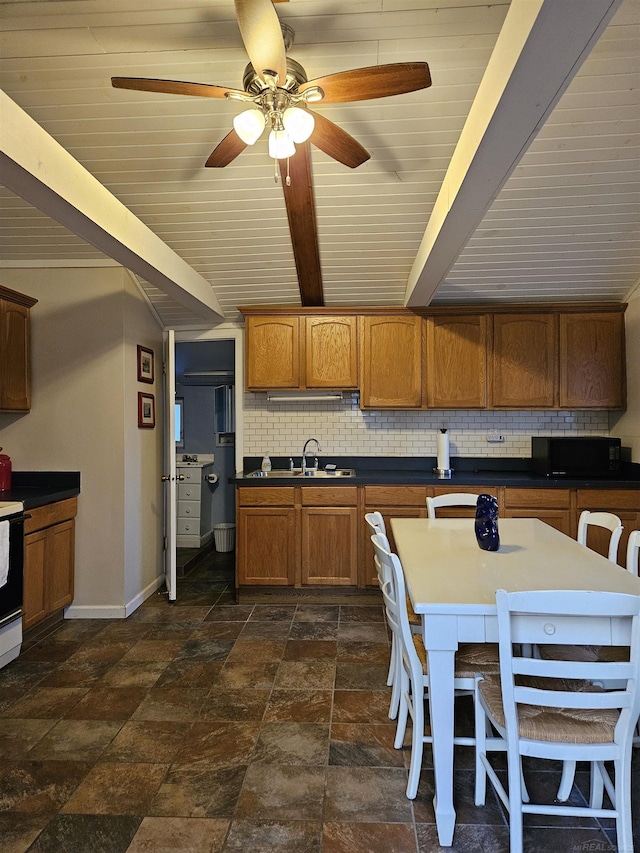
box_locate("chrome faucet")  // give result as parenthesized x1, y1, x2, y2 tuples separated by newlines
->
(302, 437, 322, 472)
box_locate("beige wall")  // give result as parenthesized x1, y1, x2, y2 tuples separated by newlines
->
(610, 288, 640, 462)
(0, 267, 164, 615)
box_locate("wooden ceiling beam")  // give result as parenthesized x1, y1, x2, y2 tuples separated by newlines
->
(0, 91, 225, 324)
(405, 0, 623, 308)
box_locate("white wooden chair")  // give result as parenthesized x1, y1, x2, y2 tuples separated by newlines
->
(474, 588, 640, 853)
(426, 492, 481, 519)
(372, 533, 501, 798)
(577, 509, 623, 564)
(626, 528, 640, 577)
(548, 509, 623, 800)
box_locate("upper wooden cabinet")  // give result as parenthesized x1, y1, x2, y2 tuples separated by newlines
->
(559, 312, 626, 409)
(240, 304, 626, 411)
(305, 316, 358, 388)
(426, 314, 488, 408)
(491, 313, 558, 408)
(360, 314, 424, 409)
(243, 313, 357, 390)
(245, 315, 300, 389)
(0, 285, 38, 412)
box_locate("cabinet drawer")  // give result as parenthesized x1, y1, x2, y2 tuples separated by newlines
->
(177, 500, 201, 518)
(24, 497, 78, 534)
(504, 488, 571, 509)
(178, 468, 202, 483)
(364, 486, 427, 506)
(576, 490, 640, 511)
(177, 517, 200, 535)
(300, 486, 358, 506)
(178, 483, 201, 501)
(238, 487, 295, 506)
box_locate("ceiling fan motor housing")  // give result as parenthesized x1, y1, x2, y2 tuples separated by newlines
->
(242, 57, 308, 95)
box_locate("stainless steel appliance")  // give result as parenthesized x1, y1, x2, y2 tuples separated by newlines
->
(531, 436, 622, 478)
(0, 501, 27, 668)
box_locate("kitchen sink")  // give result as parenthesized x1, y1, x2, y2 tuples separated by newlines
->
(247, 468, 355, 479)
(297, 468, 355, 478)
(247, 469, 301, 478)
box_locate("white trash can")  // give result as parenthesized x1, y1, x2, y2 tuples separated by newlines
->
(213, 522, 235, 552)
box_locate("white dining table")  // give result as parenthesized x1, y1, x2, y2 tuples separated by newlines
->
(390, 516, 640, 847)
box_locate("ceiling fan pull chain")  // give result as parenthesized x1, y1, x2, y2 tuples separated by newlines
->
(286, 158, 291, 187)
(274, 159, 279, 184)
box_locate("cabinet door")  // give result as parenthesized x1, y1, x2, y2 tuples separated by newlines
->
(245, 316, 300, 389)
(305, 316, 358, 388)
(237, 507, 296, 585)
(301, 507, 358, 585)
(426, 315, 487, 408)
(492, 314, 557, 408)
(23, 529, 47, 631)
(559, 312, 625, 408)
(0, 298, 31, 411)
(47, 519, 75, 612)
(360, 316, 424, 408)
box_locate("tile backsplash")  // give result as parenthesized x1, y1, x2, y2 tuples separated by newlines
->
(243, 392, 610, 458)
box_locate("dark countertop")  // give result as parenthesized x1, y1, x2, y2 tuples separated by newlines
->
(232, 456, 640, 490)
(0, 472, 81, 509)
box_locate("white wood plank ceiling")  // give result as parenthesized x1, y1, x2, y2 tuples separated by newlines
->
(0, 0, 638, 326)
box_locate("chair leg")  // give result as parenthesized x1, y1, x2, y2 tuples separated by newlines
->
(406, 682, 424, 799)
(387, 634, 395, 687)
(556, 760, 577, 801)
(394, 668, 410, 749)
(388, 635, 401, 720)
(614, 755, 633, 853)
(474, 703, 488, 806)
(507, 754, 525, 853)
(589, 761, 604, 809)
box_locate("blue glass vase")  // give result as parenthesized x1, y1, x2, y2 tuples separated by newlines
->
(475, 494, 500, 551)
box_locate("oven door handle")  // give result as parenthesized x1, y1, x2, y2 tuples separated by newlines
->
(8, 513, 31, 525)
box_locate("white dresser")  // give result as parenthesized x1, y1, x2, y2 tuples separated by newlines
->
(176, 454, 215, 548)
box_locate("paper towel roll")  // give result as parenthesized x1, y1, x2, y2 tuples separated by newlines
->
(436, 430, 450, 471)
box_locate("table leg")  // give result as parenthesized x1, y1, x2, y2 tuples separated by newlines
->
(424, 616, 458, 847)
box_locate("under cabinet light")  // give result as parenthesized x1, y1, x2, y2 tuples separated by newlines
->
(266, 391, 343, 402)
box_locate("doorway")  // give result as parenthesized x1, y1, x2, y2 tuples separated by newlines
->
(172, 328, 244, 578)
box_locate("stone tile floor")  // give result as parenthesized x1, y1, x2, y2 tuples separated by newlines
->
(0, 550, 637, 852)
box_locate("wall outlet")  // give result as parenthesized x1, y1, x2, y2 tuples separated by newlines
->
(487, 431, 505, 443)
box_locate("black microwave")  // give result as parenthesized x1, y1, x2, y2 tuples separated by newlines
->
(531, 436, 621, 478)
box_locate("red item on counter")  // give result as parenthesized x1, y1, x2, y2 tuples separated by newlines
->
(0, 449, 12, 491)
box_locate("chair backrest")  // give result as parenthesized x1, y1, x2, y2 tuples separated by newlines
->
(364, 511, 386, 537)
(372, 533, 422, 679)
(426, 492, 480, 519)
(577, 509, 623, 563)
(626, 530, 640, 577)
(494, 588, 640, 753)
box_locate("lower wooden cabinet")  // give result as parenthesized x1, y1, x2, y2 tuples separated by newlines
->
(23, 498, 77, 631)
(503, 488, 572, 536)
(236, 482, 640, 591)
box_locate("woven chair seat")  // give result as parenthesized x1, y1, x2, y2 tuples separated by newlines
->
(539, 643, 628, 663)
(478, 674, 619, 744)
(406, 595, 420, 625)
(411, 635, 501, 678)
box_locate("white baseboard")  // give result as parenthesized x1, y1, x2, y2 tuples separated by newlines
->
(64, 573, 166, 620)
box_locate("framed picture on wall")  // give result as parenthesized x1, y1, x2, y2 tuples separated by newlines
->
(138, 392, 155, 428)
(137, 345, 154, 383)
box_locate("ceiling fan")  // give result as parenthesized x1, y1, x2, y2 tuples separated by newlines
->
(111, 0, 432, 306)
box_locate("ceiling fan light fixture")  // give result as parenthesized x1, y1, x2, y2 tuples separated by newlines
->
(282, 107, 314, 143)
(268, 128, 296, 160)
(233, 108, 266, 144)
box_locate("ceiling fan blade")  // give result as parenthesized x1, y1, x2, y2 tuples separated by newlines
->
(279, 143, 324, 306)
(234, 0, 287, 85)
(310, 112, 370, 169)
(300, 62, 431, 103)
(205, 130, 248, 168)
(111, 77, 246, 99)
